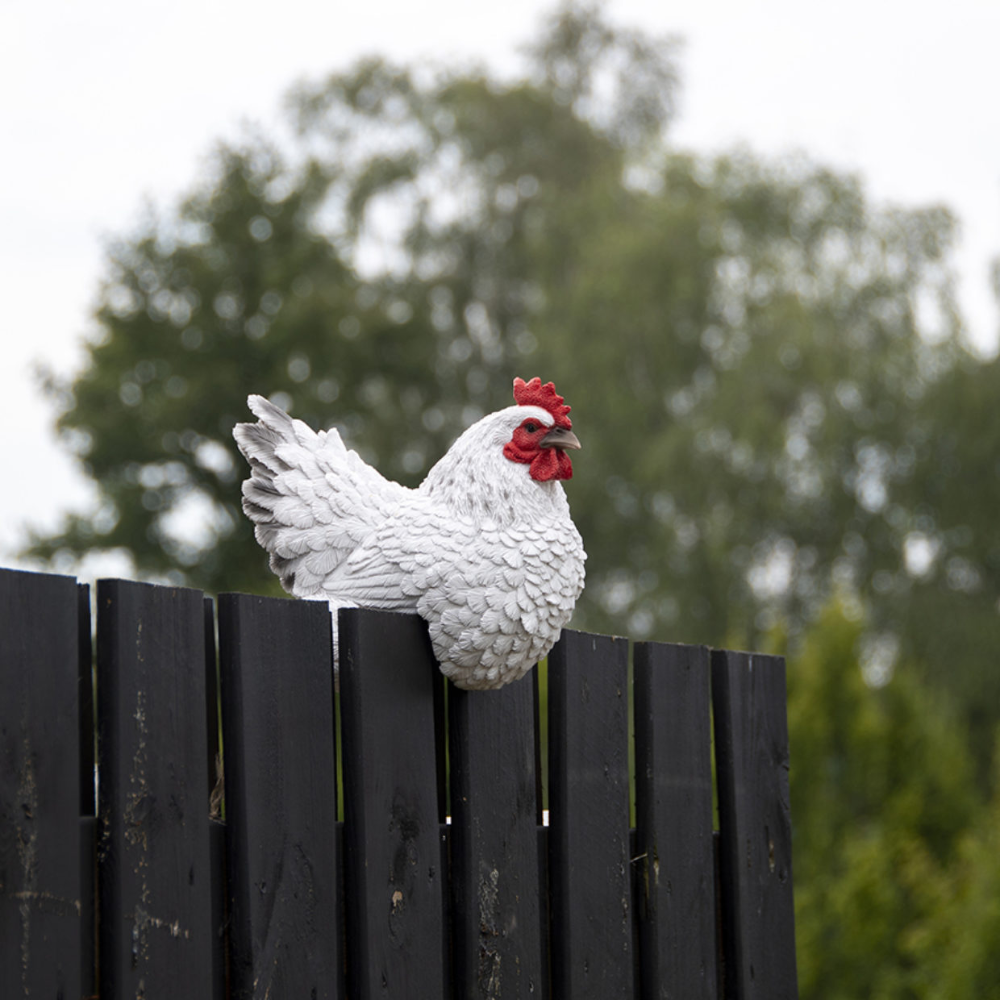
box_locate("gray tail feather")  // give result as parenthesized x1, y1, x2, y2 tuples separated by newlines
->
(233, 395, 301, 591)
(233, 394, 297, 477)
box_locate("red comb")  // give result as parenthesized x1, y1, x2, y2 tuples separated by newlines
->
(512, 377, 572, 428)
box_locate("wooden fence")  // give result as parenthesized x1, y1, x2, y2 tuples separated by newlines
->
(0, 565, 797, 998)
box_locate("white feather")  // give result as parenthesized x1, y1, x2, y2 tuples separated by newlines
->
(234, 394, 586, 689)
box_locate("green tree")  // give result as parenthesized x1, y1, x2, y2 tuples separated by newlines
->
(918, 737, 1000, 1000)
(29, 2, 680, 597)
(784, 602, 982, 1000)
(27, 1, 1000, 764)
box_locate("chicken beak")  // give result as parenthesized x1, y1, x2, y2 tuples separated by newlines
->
(540, 426, 581, 451)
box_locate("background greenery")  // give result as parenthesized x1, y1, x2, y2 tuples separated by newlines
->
(26, 4, 1000, 994)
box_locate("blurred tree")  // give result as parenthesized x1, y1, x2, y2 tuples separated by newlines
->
(27, 1, 1000, 764)
(32, 140, 451, 592)
(526, 142, 1000, 766)
(921, 738, 1000, 1000)
(783, 603, 986, 1000)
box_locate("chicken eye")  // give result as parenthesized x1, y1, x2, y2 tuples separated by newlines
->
(524, 421, 538, 433)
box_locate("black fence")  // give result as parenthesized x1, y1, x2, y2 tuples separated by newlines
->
(0, 566, 797, 998)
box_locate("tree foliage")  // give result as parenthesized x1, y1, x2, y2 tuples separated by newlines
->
(924, 746, 1000, 1000)
(32, 2, 999, 762)
(785, 603, 999, 1000)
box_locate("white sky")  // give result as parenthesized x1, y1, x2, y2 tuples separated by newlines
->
(2, 0, 999, 574)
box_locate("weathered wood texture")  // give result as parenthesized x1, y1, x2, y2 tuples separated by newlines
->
(548, 629, 633, 1000)
(712, 649, 798, 999)
(218, 591, 342, 999)
(449, 674, 545, 999)
(339, 607, 448, 998)
(0, 567, 799, 999)
(634, 641, 717, 1000)
(78, 582, 97, 996)
(78, 583, 95, 817)
(0, 568, 82, 999)
(96, 578, 215, 998)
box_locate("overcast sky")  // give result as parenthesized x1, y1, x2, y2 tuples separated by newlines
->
(2, 0, 998, 575)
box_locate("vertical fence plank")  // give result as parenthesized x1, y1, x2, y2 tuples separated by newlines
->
(78, 583, 95, 817)
(449, 673, 544, 999)
(339, 608, 447, 998)
(0, 568, 81, 999)
(712, 650, 797, 1000)
(77, 582, 98, 997)
(633, 642, 717, 1000)
(96, 578, 214, 997)
(218, 592, 341, 999)
(548, 629, 633, 1000)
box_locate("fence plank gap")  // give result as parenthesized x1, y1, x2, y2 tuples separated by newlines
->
(203, 596, 222, 817)
(548, 629, 633, 1000)
(200, 597, 227, 994)
(218, 592, 341, 999)
(711, 649, 798, 1000)
(0, 568, 82, 999)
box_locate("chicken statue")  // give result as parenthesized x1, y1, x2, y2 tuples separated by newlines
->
(233, 377, 586, 689)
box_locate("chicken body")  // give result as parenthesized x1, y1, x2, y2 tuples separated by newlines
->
(233, 378, 586, 689)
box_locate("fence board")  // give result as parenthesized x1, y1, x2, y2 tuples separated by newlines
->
(0, 568, 81, 999)
(96, 578, 214, 997)
(78, 582, 97, 996)
(548, 629, 633, 1000)
(218, 592, 341, 999)
(711, 649, 797, 1000)
(449, 673, 545, 1000)
(78, 583, 95, 817)
(339, 607, 448, 998)
(634, 642, 717, 999)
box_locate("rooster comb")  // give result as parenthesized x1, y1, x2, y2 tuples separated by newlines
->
(512, 377, 572, 428)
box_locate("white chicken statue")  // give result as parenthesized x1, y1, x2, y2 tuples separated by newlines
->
(233, 377, 586, 689)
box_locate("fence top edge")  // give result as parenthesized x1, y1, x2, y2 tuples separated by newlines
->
(3, 567, 781, 663)
(97, 576, 206, 600)
(0, 563, 80, 586)
(709, 646, 786, 667)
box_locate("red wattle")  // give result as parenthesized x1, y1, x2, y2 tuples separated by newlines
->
(529, 449, 573, 482)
